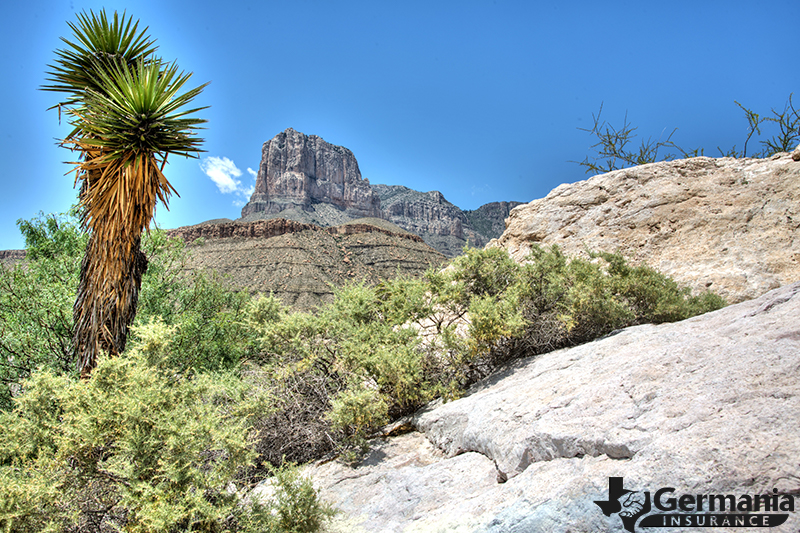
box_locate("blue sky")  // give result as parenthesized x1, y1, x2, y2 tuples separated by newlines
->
(1, 0, 797, 250)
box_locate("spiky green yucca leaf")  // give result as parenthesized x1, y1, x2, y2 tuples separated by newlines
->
(43, 10, 157, 110)
(71, 58, 208, 159)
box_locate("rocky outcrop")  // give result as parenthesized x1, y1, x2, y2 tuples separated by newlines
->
(464, 201, 524, 240)
(295, 282, 800, 532)
(0, 250, 26, 265)
(373, 185, 466, 239)
(241, 128, 381, 220)
(238, 129, 520, 257)
(168, 218, 322, 241)
(167, 218, 425, 245)
(490, 153, 800, 303)
(371, 188, 522, 257)
(373, 184, 488, 256)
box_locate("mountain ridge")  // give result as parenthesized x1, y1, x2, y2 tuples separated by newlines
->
(166, 217, 446, 310)
(240, 128, 521, 256)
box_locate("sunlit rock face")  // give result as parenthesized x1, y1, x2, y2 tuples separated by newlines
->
(491, 153, 800, 303)
(241, 128, 381, 220)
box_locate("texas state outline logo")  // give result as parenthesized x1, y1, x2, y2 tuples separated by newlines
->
(594, 477, 795, 532)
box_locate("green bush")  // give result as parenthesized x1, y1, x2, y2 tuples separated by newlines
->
(141, 270, 257, 372)
(449, 246, 519, 298)
(0, 212, 86, 409)
(421, 245, 726, 382)
(250, 282, 438, 468)
(255, 464, 336, 533)
(0, 352, 281, 533)
(506, 245, 725, 356)
(247, 293, 285, 328)
(327, 385, 388, 457)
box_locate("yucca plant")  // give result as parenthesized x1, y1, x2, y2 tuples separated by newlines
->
(43, 9, 208, 377)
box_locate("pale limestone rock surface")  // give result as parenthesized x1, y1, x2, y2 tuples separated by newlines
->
(297, 282, 800, 532)
(490, 154, 800, 303)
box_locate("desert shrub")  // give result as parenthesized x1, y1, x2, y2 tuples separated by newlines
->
(132, 229, 264, 373)
(449, 246, 520, 298)
(0, 212, 86, 409)
(248, 279, 447, 467)
(134, 228, 192, 321)
(147, 271, 257, 372)
(597, 251, 726, 322)
(254, 464, 336, 533)
(374, 274, 433, 325)
(247, 310, 342, 470)
(327, 384, 388, 456)
(0, 352, 280, 533)
(247, 292, 285, 327)
(466, 293, 525, 357)
(497, 245, 726, 358)
(418, 245, 726, 384)
(249, 363, 340, 472)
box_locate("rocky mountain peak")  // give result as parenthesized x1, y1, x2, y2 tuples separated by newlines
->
(238, 129, 521, 257)
(241, 128, 381, 220)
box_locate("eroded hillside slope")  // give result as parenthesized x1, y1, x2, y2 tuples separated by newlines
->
(167, 218, 446, 310)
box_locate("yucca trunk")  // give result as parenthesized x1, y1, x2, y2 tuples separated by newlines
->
(73, 151, 172, 378)
(74, 234, 147, 378)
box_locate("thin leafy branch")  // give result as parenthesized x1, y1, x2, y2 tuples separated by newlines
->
(575, 94, 800, 175)
(573, 103, 680, 175)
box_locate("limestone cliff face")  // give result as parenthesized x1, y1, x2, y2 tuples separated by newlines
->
(239, 128, 521, 257)
(490, 153, 800, 303)
(241, 128, 381, 219)
(463, 201, 524, 241)
(374, 185, 465, 239)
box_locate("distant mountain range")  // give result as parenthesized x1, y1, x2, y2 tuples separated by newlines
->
(236, 128, 522, 257)
(1, 129, 520, 310)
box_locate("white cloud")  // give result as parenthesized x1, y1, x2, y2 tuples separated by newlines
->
(200, 157, 256, 204)
(247, 167, 258, 178)
(200, 156, 242, 194)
